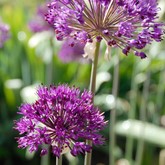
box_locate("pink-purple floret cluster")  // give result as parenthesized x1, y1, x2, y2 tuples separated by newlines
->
(46, 0, 164, 58)
(14, 84, 106, 157)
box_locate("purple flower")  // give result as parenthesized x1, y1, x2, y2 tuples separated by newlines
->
(59, 38, 86, 63)
(29, 5, 53, 33)
(0, 18, 10, 48)
(14, 84, 106, 157)
(45, 0, 164, 58)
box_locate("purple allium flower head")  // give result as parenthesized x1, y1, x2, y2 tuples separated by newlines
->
(29, 5, 53, 33)
(0, 18, 10, 48)
(14, 84, 106, 157)
(59, 38, 86, 63)
(45, 0, 164, 58)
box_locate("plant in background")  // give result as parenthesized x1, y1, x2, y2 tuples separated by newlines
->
(14, 84, 106, 164)
(29, 5, 53, 33)
(0, 18, 10, 48)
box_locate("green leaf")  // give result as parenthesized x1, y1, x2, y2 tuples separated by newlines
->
(115, 119, 165, 147)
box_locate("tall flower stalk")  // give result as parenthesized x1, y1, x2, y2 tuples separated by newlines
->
(110, 53, 119, 165)
(125, 58, 139, 161)
(84, 41, 100, 165)
(56, 155, 62, 165)
(135, 72, 150, 165)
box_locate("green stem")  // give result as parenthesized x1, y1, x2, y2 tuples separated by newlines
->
(135, 72, 150, 165)
(41, 145, 50, 165)
(84, 41, 101, 165)
(66, 152, 79, 165)
(125, 59, 138, 161)
(89, 42, 101, 100)
(156, 68, 165, 122)
(56, 156, 62, 165)
(159, 149, 165, 165)
(109, 53, 119, 165)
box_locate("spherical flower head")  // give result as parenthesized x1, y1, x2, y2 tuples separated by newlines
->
(45, 0, 164, 58)
(59, 38, 86, 63)
(14, 84, 107, 157)
(0, 18, 10, 48)
(29, 4, 53, 33)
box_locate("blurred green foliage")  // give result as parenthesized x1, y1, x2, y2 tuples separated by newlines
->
(0, 0, 165, 165)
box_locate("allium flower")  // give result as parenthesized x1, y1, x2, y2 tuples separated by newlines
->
(0, 18, 10, 48)
(46, 0, 164, 58)
(29, 5, 53, 33)
(14, 84, 106, 157)
(59, 38, 86, 63)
